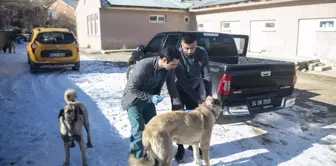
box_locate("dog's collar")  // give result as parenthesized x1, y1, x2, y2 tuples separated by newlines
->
(203, 104, 217, 117)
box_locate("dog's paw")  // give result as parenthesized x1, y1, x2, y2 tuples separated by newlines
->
(87, 142, 93, 148)
(63, 162, 70, 166)
(193, 160, 202, 166)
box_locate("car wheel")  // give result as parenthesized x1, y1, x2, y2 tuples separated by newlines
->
(30, 63, 37, 74)
(72, 66, 80, 71)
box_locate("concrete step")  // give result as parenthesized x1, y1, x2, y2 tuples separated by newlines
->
(308, 62, 326, 71)
(314, 65, 333, 72)
(297, 59, 321, 71)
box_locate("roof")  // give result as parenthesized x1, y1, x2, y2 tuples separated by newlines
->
(190, 0, 248, 9)
(103, 0, 190, 9)
(33, 27, 71, 32)
(102, 0, 248, 9)
(62, 0, 78, 9)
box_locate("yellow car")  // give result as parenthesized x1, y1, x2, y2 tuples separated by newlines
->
(27, 28, 80, 73)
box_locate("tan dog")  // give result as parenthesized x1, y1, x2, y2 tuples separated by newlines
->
(128, 96, 221, 166)
(58, 89, 93, 166)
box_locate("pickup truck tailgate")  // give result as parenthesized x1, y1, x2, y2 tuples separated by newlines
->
(228, 63, 296, 96)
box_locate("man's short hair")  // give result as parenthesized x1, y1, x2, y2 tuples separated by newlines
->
(181, 32, 197, 44)
(160, 46, 181, 62)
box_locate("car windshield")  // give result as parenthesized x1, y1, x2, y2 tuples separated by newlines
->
(36, 32, 75, 44)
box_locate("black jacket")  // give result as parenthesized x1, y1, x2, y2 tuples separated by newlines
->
(174, 46, 212, 104)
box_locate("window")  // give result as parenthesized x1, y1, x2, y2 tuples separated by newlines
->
(317, 19, 336, 31)
(265, 22, 275, 28)
(36, 32, 75, 44)
(94, 14, 98, 35)
(197, 23, 204, 31)
(262, 21, 276, 32)
(145, 35, 165, 53)
(184, 16, 189, 23)
(221, 22, 231, 30)
(163, 34, 180, 48)
(87, 16, 90, 35)
(149, 15, 166, 23)
(195, 33, 238, 57)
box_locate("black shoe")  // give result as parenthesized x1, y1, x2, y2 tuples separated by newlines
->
(187, 145, 203, 156)
(174, 144, 185, 162)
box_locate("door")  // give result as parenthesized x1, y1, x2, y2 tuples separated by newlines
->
(297, 19, 317, 58)
(250, 21, 266, 53)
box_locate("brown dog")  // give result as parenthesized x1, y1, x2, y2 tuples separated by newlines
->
(58, 89, 93, 166)
(128, 96, 221, 166)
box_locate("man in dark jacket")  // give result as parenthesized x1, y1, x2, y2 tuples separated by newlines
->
(121, 46, 182, 160)
(173, 32, 212, 162)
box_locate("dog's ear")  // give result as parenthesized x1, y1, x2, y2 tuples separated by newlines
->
(58, 108, 64, 119)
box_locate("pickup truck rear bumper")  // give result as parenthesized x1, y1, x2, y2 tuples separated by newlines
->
(222, 96, 296, 116)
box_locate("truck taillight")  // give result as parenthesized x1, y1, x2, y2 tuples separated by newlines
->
(31, 40, 38, 54)
(217, 73, 232, 95)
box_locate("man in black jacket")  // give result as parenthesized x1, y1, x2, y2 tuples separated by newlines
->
(173, 32, 212, 162)
(121, 46, 182, 160)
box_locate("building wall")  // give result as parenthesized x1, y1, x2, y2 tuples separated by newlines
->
(99, 8, 190, 50)
(193, 0, 336, 63)
(75, 0, 101, 49)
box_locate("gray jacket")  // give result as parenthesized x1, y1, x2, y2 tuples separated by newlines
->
(121, 56, 181, 110)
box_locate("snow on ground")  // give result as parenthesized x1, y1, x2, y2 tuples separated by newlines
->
(0, 44, 335, 166)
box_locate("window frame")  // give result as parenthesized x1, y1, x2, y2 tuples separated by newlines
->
(145, 34, 165, 53)
(149, 15, 166, 23)
(184, 16, 189, 23)
(163, 34, 181, 49)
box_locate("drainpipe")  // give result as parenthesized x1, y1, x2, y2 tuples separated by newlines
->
(189, 0, 302, 12)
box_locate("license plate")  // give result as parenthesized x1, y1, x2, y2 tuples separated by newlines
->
(49, 52, 65, 57)
(250, 98, 272, 108)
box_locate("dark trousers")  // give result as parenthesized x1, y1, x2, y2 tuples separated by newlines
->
(178, 89, 199, 110)
(176, 88, 199, 152)
(127, 101, 156, 159)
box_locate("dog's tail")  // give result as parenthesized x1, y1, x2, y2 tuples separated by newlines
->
(128, 136, 155, 166)
(64, 89, 77, 104)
